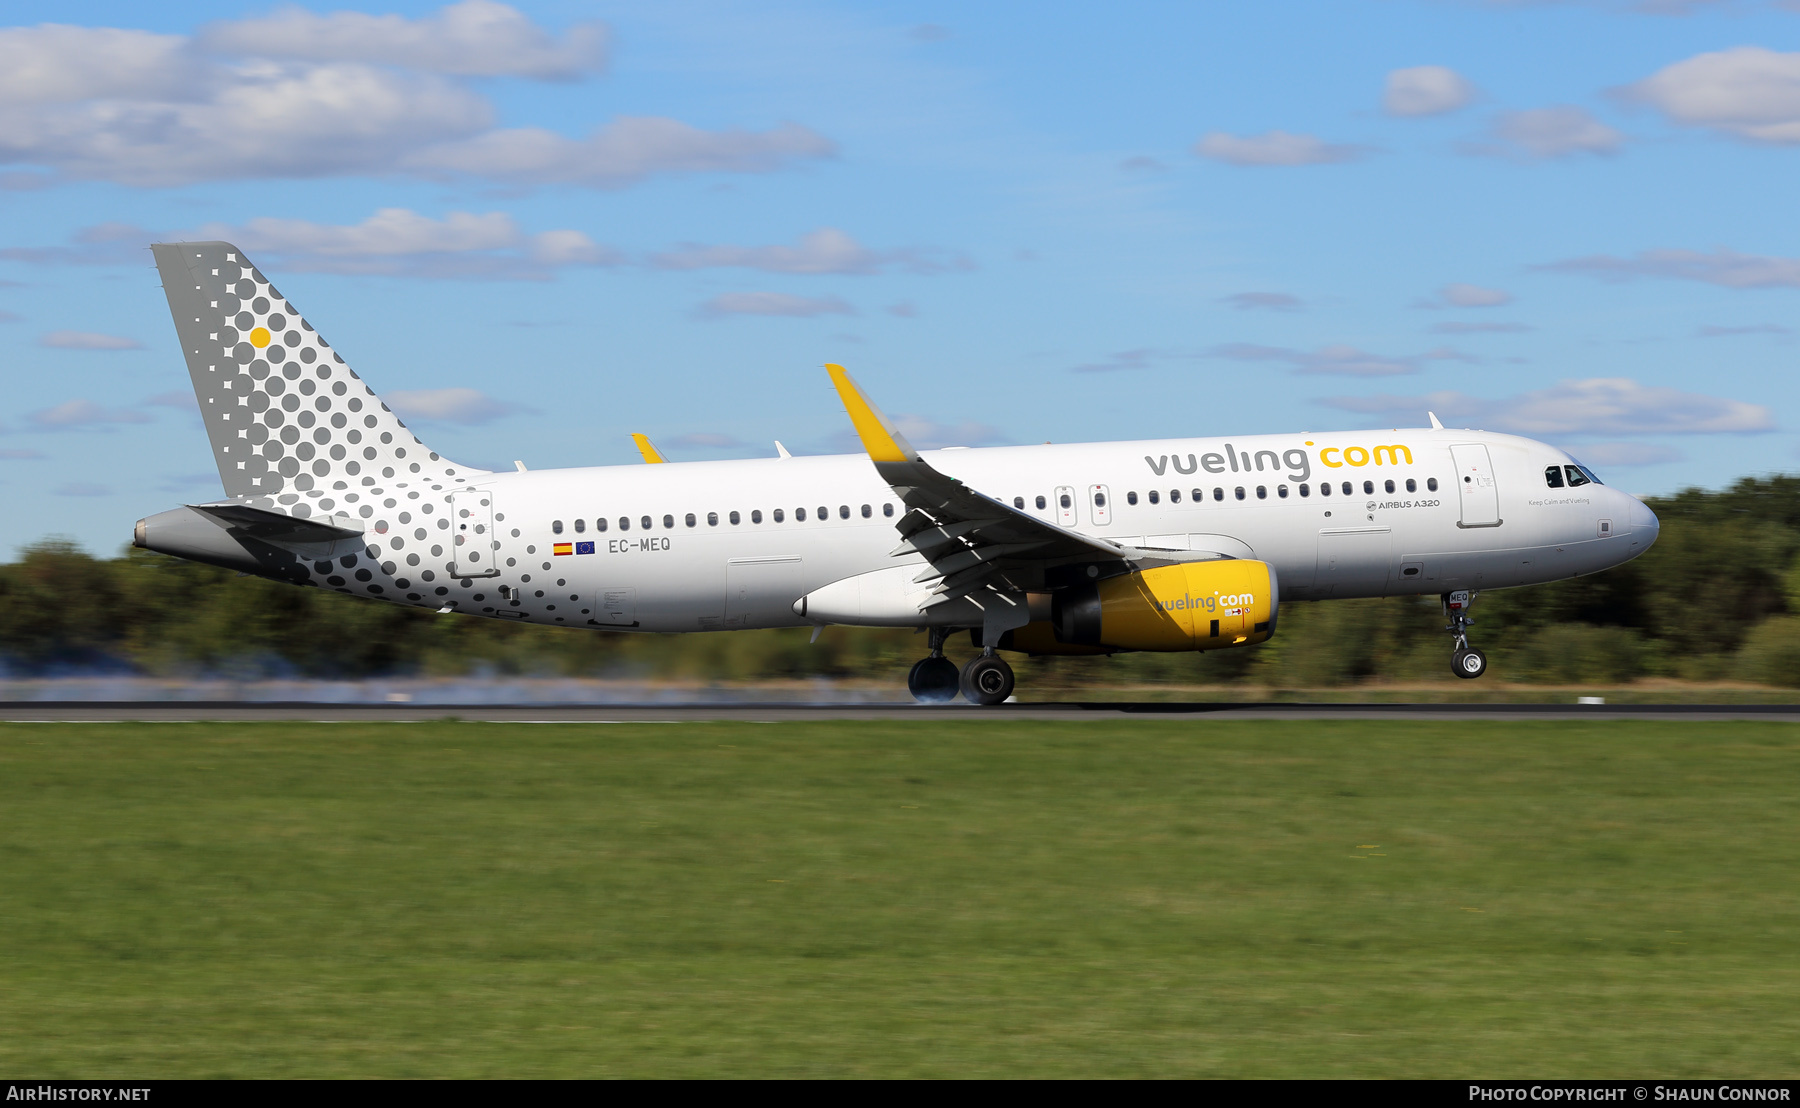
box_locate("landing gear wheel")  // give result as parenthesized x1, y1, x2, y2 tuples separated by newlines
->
(908, 656, 961, 703)
(1452, 649, 1488, 680)
(960, 654, 1015, 706)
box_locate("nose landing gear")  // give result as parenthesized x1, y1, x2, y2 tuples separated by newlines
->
(906, 627, 961, 703)
(1444, 590, 1488, 679)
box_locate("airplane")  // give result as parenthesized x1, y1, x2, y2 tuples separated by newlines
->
(134, 241, 1660, 704)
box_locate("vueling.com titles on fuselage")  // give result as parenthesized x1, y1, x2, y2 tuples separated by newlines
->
(1143, 442, 1415, 484)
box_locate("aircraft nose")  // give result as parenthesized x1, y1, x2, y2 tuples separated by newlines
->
(1630, 495, 1659, 546)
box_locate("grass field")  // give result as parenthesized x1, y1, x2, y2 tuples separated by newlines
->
(2, 720, 1797, 1078)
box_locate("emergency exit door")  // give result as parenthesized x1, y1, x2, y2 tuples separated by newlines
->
(1449, 444, 1501, 527)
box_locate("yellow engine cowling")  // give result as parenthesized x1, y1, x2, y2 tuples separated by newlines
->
(1001, 561, 1278, 654)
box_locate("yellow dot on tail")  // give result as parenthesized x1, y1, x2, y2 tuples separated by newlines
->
(249, 327, 271, 348)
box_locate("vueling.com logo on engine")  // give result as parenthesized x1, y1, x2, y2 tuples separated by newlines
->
(1156, 591, 1254, 614)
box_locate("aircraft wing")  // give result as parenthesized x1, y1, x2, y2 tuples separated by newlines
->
(827, 365, 1218, 611)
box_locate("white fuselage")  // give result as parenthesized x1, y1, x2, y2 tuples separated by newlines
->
(408, 427, 1654, 632)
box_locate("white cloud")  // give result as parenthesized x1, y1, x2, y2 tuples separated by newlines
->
(1223, 292, 1303, 312)
(1431, 321, 1531, 334)
(1319, 378, 1773, 434)
(1475, 106, 1625, 159)
(1193, 130, 1371, 167)
(29, 398, 151, 428)
(651, 227, 966, 276)
(1071, 348, 1159, 374)
(199, 1, 607, 80)
(1208, 343, 1471, 377)
(698, 292, 854, 318)
(402, 118, 835, 188)
(54, 482, 111, 497)
(1626, 47, 1800, 144)
(195, 208, 617, 279)
(1422, 282, 1513, 308)
(828, 414, 1007, 453)
(1538, 248, 1800, 289)
(1698, 323, 1791, 337)
(1384, 66, 1477, 117)
(387, 387, 519, 425)
(1566, 442, 1684, 466)
(39, 330, 141, 350)
(0, 16, 832, 189)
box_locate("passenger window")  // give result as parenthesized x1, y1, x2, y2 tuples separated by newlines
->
(1213, 487, 1224, 501)
(861, 504, 872, 518)
(1363, 480, 1374, 495)
(1126, 491, 1138, 506)
(818, 505, 828, 520)
(596, 518, 608, 532)
(729, 511, 740, 525)
(1235, 487, 1246, 501)
(1341, 482, 1352, 496)
(1277, 485, 1288, 499)
(664, 514, 675, 529)
(1545, 465, 1565, 489)
(707, 512, 718, 526)
(574, 518, 586, 534)
(1384, 480, 1395, 494)
(1036, 495, 1047, 510)
(1320, 482, 1331, 496)
(839, 505, 850, 519)
(1427, 478, 1438, 492)
(1170, 489, 1181, 503)
(883, 503, 894, 517)
(552, 520, 563, 534)
(685, 513, 696, 527)
(1014, 496, 1024, 509)
(752, 510, 763, 523)
(1060, 493, 1072, 509)
(619, 517, 631, 531)
(1299, 483, 1310, 497)
(1148, 490, 1160, 504)
(1565, 465, 1590, 488)
(773, 509, 784, 522)
(1405, 479, 1416, 493)
(1256, 486, 1267, 499)
(796, 507, 806, 521)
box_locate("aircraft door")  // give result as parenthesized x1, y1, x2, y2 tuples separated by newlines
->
(1088, 485, 1112, 526)
(449, 488, 499, 578)
(1450, 444, 1501, 527)
(1055, 486, 1077, 527)
(1316, 527, 1393, 598)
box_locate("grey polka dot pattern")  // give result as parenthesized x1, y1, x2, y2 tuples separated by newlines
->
(153, 241, 508, 614)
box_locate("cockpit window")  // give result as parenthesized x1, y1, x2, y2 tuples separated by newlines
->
(1545, 465, 1564, 489)
(1579, 465, 1603, 485)
(1564, 465, 1590, 488)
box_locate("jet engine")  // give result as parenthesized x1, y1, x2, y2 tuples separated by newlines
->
(999, 560, 1278, 654)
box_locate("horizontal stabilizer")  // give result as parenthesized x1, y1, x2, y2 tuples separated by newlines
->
(189, 501, 365, 544)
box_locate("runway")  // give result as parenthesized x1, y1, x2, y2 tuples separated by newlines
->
(5, 701, 1800, 722)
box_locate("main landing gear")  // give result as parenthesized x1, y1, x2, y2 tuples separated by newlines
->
(1444, 589, 1488, 679)
(906, 628, 1016, 705)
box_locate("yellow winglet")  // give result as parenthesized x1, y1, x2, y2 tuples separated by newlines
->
(825, 364, 919, 464)
(631, 433, 668, 464)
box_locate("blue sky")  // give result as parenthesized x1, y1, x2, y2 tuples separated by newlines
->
(2, 0, 1797, 555)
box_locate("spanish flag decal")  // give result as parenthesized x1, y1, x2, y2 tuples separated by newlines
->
(553, 542, 573, 556)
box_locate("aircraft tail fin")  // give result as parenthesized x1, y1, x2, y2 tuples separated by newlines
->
(150, 241, 487, 508)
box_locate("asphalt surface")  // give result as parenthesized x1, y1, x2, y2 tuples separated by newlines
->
(4, 701, 1800, 722)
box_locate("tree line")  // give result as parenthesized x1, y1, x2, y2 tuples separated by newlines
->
(4, 475, 1800, 687)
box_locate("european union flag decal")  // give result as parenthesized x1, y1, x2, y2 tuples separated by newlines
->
(576, 541, 596, 555)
